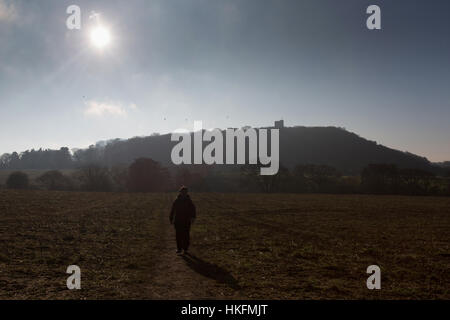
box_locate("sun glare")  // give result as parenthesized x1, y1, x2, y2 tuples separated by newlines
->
(90, 26, 111, 49)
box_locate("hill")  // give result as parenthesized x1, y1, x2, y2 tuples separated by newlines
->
(0, 124, 438, 174)
(74, 125, 436, 174)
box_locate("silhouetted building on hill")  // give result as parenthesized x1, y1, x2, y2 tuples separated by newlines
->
(274, 120, 284, 129)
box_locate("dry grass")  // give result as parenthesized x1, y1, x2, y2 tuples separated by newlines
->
(192, 193, 450, 299)
(0, 190, 448, 299)
(0, 190, 166, 299)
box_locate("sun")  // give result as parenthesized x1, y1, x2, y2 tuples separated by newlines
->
(90, 26, 111, 49)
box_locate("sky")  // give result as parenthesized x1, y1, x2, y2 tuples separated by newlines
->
(0, 0, 449, 161)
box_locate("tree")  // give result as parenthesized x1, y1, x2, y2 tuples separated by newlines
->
(110, 165, 129, 192)
(36, 170, 73, 191)
(6, 171, 29, 189)
(174, 166, 208, 191)
(361, 164, 399, 194)
(73, 145, 102, 166)
(0, 153, 12, 169)
(293, 164, 341, 193)
(397, 168, 434, 195)
(75, 165, 113, 192)
(240, 164, 289, 193)
(128, 158, 170, 192)
(54, 147, 73, 168)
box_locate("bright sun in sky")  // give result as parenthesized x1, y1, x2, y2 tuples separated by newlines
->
(90, 26, 111, 49)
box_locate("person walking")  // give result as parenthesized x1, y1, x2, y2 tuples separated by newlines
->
(169, 186, 196, 255)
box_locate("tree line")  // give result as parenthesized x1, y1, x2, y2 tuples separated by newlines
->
(0, 148, 73, 170)
(2, 158, 450, 196)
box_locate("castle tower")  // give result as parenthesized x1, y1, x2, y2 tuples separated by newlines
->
(274, 120, 284, 129)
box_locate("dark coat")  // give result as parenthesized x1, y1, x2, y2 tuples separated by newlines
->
(170, 194, 196, 227)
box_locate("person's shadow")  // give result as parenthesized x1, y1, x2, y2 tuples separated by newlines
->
(182, 253, 241, 290)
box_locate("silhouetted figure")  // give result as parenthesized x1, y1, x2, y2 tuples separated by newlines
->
(170, 186, 196, 255)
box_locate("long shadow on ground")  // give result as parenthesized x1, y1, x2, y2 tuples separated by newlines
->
(182, 253, 241, 290)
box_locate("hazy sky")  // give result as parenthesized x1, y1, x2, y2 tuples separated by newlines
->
(1, 0, 449, 161)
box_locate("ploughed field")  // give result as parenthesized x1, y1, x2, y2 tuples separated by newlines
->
(0, 190, 448, 299)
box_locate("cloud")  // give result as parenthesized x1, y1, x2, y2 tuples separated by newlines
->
(0, 0, 17, 22)
(84, 100, 135, 117)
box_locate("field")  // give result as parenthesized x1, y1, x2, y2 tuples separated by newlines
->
(0, 190, 449, 299)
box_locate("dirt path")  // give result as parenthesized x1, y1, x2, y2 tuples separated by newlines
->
(145, 195, 242, 299)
